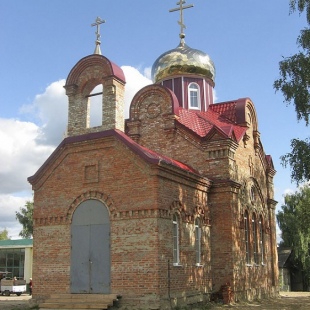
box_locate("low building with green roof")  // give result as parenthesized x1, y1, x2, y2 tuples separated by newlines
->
(0, 239, 33, 282)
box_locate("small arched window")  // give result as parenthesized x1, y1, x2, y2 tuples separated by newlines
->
(188, 83, 200, 109)
(244, 211, 250, 264)
(250, 186, 255, 203)
(173, 214, 180, 265)
(88, 84, 103, 128)
(195, 218, 202, 265)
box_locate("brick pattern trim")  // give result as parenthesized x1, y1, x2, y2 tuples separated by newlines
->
(67, 190, 115, 223)
(34, 190, 116, 226)
(129, 84, 180, 121)
(65, 54, 125, 87)
(168, 200, 211, 225)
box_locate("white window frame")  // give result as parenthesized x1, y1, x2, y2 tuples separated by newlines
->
(173, 214, 180, 266)
(188, 82, 200, 110)
(244, 211, 251, 265)
(259, 216, 265, 265)
(195, 218, 202, 265)
(252, 213, 259, 265)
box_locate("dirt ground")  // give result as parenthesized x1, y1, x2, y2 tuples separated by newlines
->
(0, 292, 310, 310)
(206, 292, 310, 309)
(0, 294, 32, 310)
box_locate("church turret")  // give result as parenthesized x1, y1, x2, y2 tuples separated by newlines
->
(151, 1, 215, 111)
(64, 17, 126, 137)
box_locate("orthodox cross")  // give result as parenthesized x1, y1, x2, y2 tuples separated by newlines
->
(91, 16, 106, 55)
(169, 0, 194, 44)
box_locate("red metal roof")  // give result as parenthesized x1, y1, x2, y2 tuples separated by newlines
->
(210, 101, 238, 123)
(177, 103, 247, 142)
(28, 129, 200, 184)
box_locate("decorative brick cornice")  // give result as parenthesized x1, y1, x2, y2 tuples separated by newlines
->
(267, 198, 278, 210)
(210, 179, 242, 193)
(34, 215, 67, 226)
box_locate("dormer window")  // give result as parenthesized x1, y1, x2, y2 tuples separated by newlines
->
(188, 83, 200, 109)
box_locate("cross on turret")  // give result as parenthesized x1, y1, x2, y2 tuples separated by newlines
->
(91, 17, 106, 55)
(169, 0, 194, 45)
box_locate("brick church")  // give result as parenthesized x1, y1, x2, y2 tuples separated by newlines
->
(28, 6, 278, 310)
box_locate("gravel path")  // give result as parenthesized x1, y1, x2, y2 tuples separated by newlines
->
(0, 292, 310, 310)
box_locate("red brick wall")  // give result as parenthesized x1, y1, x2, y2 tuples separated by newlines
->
(127, 91, 278, 302)
(30, 70, 278, 308)
(31, 134, 214, 308)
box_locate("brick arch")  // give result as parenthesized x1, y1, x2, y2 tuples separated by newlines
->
(245, 100, 258, 132)
(194, 203, 210, 226)
(169, 200, 190, 223)
(235, 98, 258, 132)
(65, 54, 125, 89)
(248, 177, 265, 207)
(168, 200, 210, 225)
(129, 84, 180, 121)
(169, 200, 184, 215)
(66, 190, 116, 223)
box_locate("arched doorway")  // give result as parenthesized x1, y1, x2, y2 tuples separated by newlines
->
(70, 199, 110, 293)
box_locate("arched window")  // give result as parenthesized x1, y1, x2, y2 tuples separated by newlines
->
(88, 84, 103, 128)
(259, 215, 264, 264)
(195, 218, 202, 265)
(172, 214, 180, 265)
(244, 211, 250, 264)
(188, 83, 200, 109)
(252, 213, 259, 264)
(250, 186, 255, 203)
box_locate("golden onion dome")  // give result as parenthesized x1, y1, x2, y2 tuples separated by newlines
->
(151, 43, 216, 84)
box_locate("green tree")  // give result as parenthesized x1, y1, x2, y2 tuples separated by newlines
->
(15, 201, 33, 238)
(0, 228, 10, 240)
(277, 185, 310, 289)
(274, 0, 310, 184)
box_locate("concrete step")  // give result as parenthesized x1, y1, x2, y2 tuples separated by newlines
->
(40, 303, 108, 309)
(39, 294, 119, 310)
(48, 293, 118, 300)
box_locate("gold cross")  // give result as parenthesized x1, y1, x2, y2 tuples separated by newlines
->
(169, 1, 194, 43)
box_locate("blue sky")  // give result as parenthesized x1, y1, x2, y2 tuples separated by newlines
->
(0, 0, 308, 239)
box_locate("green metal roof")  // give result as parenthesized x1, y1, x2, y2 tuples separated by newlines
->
(0, 239, 33, 247)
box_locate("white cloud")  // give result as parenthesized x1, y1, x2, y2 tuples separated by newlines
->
(143, 67, 152, 81)
(1, 66, 151, 239)
(20, 79, 68, 146)
(0, 118, 54, 239)
(121, 66, 152, 118)
(213, 89, 218, 103)
(20, 68, 152, 139)
(283, 188, 295, 196)
(0, 118, 54, 194)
